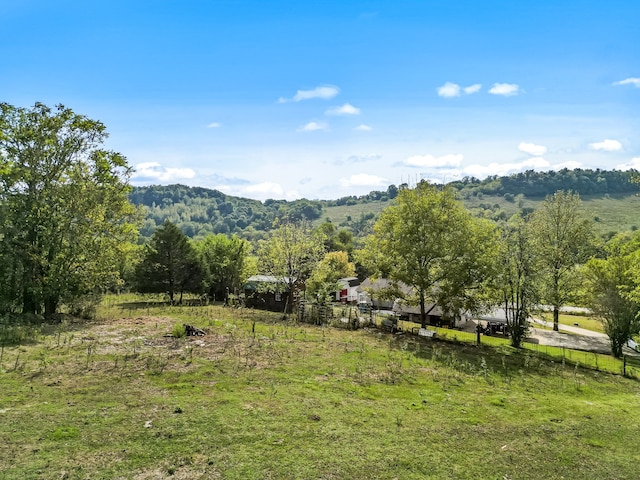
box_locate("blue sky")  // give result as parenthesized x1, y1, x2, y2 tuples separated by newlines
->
(2, 0, 639, 200)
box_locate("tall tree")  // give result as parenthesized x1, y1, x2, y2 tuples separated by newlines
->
(0, 102, 138, 315)
(496, 217, 540, 348)
(529, 191, 594, 331)
(134, 221, 201, 304)
(357, 183, 498, 328)
(257, 221, 325, 312)
(195, 234, 254, 303)
(585, 233, 640, 358)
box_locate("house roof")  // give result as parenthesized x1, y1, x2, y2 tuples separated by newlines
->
(358, 277, 413, 296)
(392, 301, 443, 317)
(338, 277, 360, 288)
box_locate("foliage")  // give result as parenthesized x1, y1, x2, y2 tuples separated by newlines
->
(495, 218, 539, 347)
(529, 191, 596, 331)
(195, 234, 255, 302)
(358, 183, 498, 327)
(585, 233, 640, 357)
(134, 220, 202, 304)
(449, 168, 638, 197)
(257, 221, 326, 311)
(307, 251, 356, 302)
(0, 102, 138, 316)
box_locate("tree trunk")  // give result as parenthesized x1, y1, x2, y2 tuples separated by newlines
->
(44, 296, 58, 317)
(419, 291, 426, 329)
(553, 305, 559, 332)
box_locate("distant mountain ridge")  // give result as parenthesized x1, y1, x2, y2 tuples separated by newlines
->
(130, 168, 639, 241)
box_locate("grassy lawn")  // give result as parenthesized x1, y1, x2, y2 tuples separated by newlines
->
(1, 297, 640, 479)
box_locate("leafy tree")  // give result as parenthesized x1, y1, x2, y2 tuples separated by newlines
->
(585, 233, 640, 357)
(529, 191, 595, 331)
(357, 183, 498, 328)
(257, 221, 325, 312)
(195, 234, 255, 302)
(0, 102, 138, 315)
(134, 221, 201, 304)
(495, 218, 540, 348)
(307, 251, 356, 302)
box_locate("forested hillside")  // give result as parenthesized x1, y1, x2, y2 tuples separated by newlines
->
(130, 168, 639, 242)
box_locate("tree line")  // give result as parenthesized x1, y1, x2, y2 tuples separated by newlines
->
(2, 102, 640, 358)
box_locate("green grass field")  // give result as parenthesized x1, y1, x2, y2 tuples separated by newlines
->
(2, 297, 640, 479)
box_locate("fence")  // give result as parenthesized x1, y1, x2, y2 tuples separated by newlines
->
(368, 311, 639, 378)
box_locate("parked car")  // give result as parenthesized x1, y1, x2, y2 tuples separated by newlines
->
(626, 339, 640, 352)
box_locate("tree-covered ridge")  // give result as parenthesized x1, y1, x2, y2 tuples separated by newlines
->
(130, 168, 639, 241)
(130, 184, 323, 240)
(450, 168, 638, 198)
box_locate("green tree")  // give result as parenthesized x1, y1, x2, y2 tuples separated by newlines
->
(134, 221, 201, 304)
(585, 233, 640, 357)
(257, 221, 325, 312)
(0, 102, 138, 315)
(195, 234, 255, 303)
(307, 251, 356, 302)
(358, 183, 498, 328)
(529, 191, 595, 331)
(495, 218, 540, 348)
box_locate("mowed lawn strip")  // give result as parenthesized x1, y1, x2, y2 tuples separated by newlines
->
(1, 300, 639, 479)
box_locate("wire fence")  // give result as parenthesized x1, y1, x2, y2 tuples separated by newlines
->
(366, 311, 640, 378)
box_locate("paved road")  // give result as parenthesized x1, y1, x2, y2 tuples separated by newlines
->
(529, 317, 606, 338)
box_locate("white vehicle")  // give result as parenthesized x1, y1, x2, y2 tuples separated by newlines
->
(626, 339, 640, 352)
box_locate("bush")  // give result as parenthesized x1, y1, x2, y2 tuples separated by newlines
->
(172, 323, 186, 338)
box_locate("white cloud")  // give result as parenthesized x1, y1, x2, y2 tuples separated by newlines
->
(347, 153, 382, 163)
(339, 173, 388, 187)
(437, 82, 482, 98)
(464, 84, 482, 94)
(613, 78, 640, 87)
(297, 121, 328, 132)
(616, 157, 640, 171)
(463, 157, 549, 178)
(326, 103, 361, 115)
(589, 139, 623, 152)
(278, 85, 340, 103)
(219, 182, 300, 201)
(404, 153, 463, 168)
(488, 83, 520, 96)
(437, 82, 461, 98)
(355, 124, 372, 131)
(133, 162, 196, 182)
(518, 142, 547, 156)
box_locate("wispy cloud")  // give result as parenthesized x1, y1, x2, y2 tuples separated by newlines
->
(354, 124, 372, 131)
(437, 82, 482, 98)
(615, 157, 640, 171)
(207, 122, 221, 128)
(404, 153, 463, 168)
(297, 121, 328, 132)
(464, 84, 482, 94)
(278, 85, 340, 103)
(589, 139, 623, 151)
(463, 157, 549, 178)
(613, 78, 640, 88)
(347, 154, 382, 163)
(219, 182, 300, 201)
(132, 162, 196, 182)
(488, 83, 520, 96)
(437, 82, 461, 98)
(326, 103, 360, 115)
(339, 173, 387, 187)
(518, 142, 547, 156)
